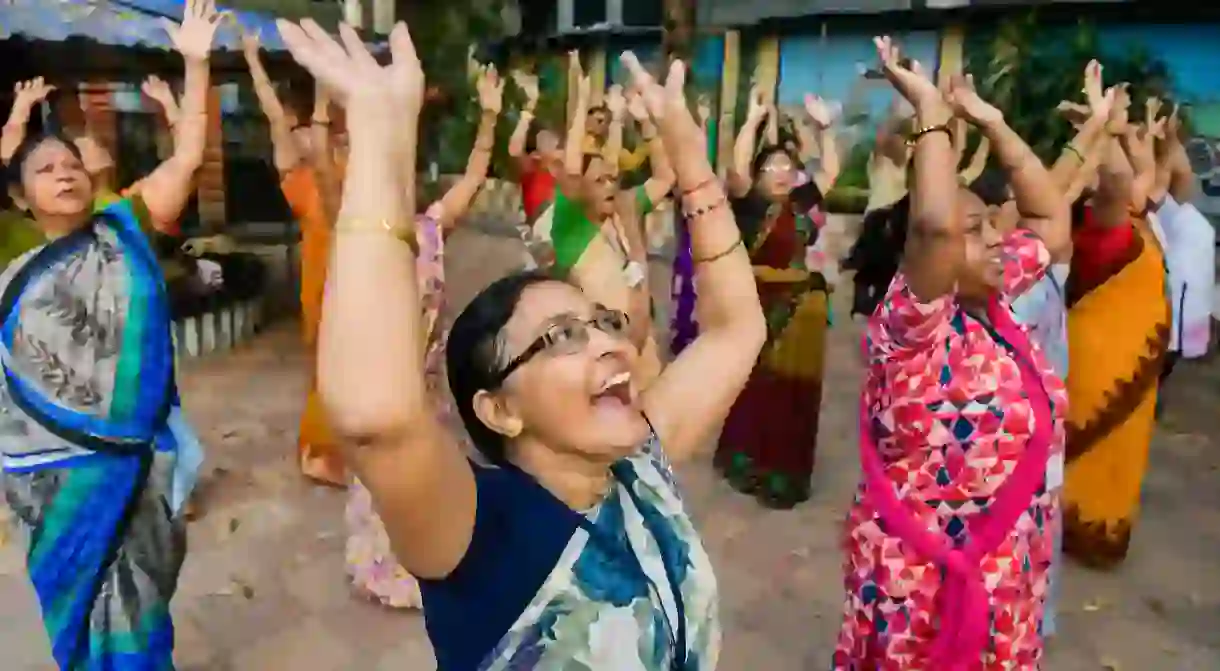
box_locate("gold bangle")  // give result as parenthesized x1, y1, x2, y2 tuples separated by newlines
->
(692, 236, 743, 265)
(906, 123, 952, 147)
(334, 218, 417, 252)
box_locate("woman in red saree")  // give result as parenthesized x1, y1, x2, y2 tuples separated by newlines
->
(835, 39, 1078, 669)
(714, 87, 840, 508)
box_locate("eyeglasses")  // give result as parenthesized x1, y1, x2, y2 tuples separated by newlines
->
(491, 308, 631, 387)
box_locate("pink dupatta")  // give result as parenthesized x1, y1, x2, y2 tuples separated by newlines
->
(858, 295, 1053, 670)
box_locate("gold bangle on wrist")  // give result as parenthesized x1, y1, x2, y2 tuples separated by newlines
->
(334, 218, 417, 252)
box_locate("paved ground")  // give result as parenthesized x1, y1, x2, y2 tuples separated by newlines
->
(2, 227, 1219, 670)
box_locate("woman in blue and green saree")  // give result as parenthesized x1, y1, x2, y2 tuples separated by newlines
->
(0, 2, 220, 668)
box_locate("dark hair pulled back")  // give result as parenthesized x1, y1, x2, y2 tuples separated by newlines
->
(446, 269, 555, 463)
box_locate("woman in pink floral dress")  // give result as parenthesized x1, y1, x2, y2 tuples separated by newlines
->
(834, 39, 1080, 669)
(344, 67, 503, 609)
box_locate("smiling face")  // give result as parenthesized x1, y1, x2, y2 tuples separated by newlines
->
(582, 155, 618, 219)
(470, 280, 649, 463)
(9, 136, 93, 231)
(955, 187, 1006, 301)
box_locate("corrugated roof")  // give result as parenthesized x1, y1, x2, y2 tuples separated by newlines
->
(0, 0, 287, 50)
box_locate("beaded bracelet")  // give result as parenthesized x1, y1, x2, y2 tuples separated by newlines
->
(682, 196, 727, 222)
(692, 237, 743, 265)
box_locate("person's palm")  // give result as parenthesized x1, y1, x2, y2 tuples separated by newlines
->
(803, 93, 833, 128)
(873, 36, 940, 108)
(141, 76, 174, 106)
(513, 71, 539, 103)
(14, 77, 55, 108)
(477, 65, 504, 114)
(620, 52, 697, 143)
(163, 0, 223, 61)
(945, 74, 1003, 126)
(277, 20, 424, 120)
(606, 85, 626, 117)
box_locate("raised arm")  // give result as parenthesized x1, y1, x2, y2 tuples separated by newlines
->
(308, 86, 339, 224)
(621, 54, 765, 465)
(627, 91, 675, 206)
(560, 52, 591, 197)
(1164, 107, 1195, 204)
(138, 0, 220, 232)
(947, 74, 1071, 260)
(803, 94, 840, 193)
(875, 37, 960, 303)
(1121, 96, 1163, 212)
(288, 20, 475, 579)
(435, 66, 502, 231)
(602, 85, 626, 177)
(241, 28, 301, 174)
(727, 87, 768, 197)
(1, 78, 55, 164)
(506, 70, 539, 170)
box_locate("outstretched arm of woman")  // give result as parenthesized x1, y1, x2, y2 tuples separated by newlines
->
(291, 21, 477, 580)
(435, 67, 502, 231)
(140, 0, 220, 232)
(875, 38, 961, 302)
(946, 76, 1070, 260)
(241, 30, 301, 174)
(803, 95, 841, 193)
(506, 71, 539, 172)
(621, 55, 766, 464)
(727, 88, 767, 198)
(1121, 123, 1159, 212)
(559, 53, 590, 198)
(1, 78, 55, 164)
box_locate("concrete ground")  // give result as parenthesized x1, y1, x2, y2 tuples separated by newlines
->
(1, 226, 1218, 670)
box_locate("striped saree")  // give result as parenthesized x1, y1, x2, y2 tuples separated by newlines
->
(0, 199, 193, 669)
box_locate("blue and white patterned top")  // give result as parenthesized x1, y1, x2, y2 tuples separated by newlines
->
(1010, 264, 1069, 378)
(420, 434, 721, 670)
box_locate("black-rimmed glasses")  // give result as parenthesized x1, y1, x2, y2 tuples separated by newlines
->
(491, 308, 631, 387)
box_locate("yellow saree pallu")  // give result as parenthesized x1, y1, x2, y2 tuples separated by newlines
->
(1063, 220, 1170, 568)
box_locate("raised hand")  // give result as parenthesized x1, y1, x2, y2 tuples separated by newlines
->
(476, 65, 504, 115)
(746, 86, 768, 122)
(1108, 83, 1131, 132)
(803, 93, 833, 129)
(606, 84, 627, 119)
(626, 90, 649, 123)
(1082, 60, 1107, 116)
(873, 36, 942, 113)
(12, 77, 56, 112)
(239, 25, 260, 56)
(512, 70, 539, 105)
(276, 20, 423, 121)
(141, 75, 176, 108)
(619, 51, 697, 144)
(943, 73, 1003, 127)
(163, 0, 224, 61)
(695, 94, 712, 126)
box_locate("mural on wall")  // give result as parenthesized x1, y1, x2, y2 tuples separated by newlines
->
(1095, 25, 1220, 221)
(777, 30, 939, 161)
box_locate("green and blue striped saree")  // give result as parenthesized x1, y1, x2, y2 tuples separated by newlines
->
(0, 198, 195, 670)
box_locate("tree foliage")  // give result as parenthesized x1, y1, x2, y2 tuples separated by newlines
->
(967, 12, 1172, 162)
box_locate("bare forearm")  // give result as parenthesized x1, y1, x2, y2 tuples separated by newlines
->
(983, 118, 1059, 219)
(0, 114, 29, 163)
(244, 51, 286, 121)
(957, 135, 990, 185)
(1092, 139, 1135, 228)
(319, 129, 423, 438)
(604, 117, 625, 174)
(814, 127, 840, 193)
(1050, 114, 1105, 190)
(729, 117, 761, 195)
(564, 97, 589, 175)
(173, 57, 209, 167)
(506, 109, 533, 157)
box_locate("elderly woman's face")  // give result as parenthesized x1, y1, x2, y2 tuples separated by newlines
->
(472, 281, 649, 462)
(12, 137, 93, 223)
(955, 187, 1006, 301)
(758, 150, 798, 201)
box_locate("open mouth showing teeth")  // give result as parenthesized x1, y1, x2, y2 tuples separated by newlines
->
(594, 371, 633, 405)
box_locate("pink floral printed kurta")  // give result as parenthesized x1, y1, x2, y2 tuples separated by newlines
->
(345, 205, 468, 609)
(834, 229, 1067, 670)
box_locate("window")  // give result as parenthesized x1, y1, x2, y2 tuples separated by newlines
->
(572, 0, 606, 28)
